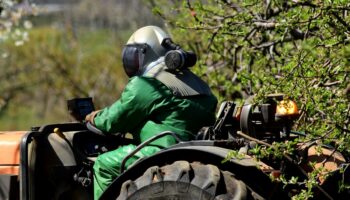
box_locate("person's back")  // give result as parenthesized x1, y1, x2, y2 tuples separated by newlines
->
(85, 26, 217, 199)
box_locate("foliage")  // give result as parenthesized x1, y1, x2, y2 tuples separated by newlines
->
(0, 26, 128, 129)
(0, 0, 33, 124)
(150, 0, 350, 198)
(0, 0, 32, 45)
(0, 0, 163, 130)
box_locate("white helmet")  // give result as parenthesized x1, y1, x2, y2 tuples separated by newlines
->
(122, 26, 170, 77)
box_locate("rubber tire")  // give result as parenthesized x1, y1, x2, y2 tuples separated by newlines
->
(116, 161, 262, 200)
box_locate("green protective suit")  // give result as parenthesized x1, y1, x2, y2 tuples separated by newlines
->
(92, 75, 217, 199)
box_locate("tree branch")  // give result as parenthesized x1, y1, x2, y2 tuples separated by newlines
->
(330, 11, 350, 32)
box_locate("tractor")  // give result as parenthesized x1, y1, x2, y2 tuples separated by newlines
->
(0, 94, 349, 200)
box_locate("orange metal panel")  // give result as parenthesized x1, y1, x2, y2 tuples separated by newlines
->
(0, 166, 20, 175)
(0, 131, 27, 175)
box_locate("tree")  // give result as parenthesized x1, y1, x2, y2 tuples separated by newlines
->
(0, 0, 33, 114)
(0, 0, 162, 128)
(149, 0, 350, 198)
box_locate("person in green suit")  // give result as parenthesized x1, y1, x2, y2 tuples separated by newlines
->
(85, 26, 217, 200)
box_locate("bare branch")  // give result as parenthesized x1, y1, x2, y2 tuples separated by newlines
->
(330, 11, 350, 32)
(254, 21, 276, 29)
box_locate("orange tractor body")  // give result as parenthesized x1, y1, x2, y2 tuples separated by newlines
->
(0, 131, 27, 176)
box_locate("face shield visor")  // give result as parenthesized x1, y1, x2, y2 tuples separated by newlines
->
(122, 44, 147, 77)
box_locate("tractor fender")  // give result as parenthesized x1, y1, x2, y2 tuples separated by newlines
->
(101, 144, 285, 200)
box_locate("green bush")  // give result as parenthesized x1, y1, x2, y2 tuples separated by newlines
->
(150, 0, 350, 198)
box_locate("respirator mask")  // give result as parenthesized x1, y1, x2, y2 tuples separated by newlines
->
(161, 39, 197, 71)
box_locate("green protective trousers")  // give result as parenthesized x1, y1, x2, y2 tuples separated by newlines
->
(93, 144, 161, 200)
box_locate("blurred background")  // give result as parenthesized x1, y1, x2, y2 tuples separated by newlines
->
(0, 0, 163, 129)
(1, 0, 349, 143)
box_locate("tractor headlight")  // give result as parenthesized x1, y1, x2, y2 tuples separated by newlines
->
(276, 100, 299, 117)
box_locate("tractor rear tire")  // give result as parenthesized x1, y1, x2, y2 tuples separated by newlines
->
(116, 160, 263, 200)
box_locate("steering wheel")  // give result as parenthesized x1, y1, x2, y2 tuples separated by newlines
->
(86, 122, 105, 136)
